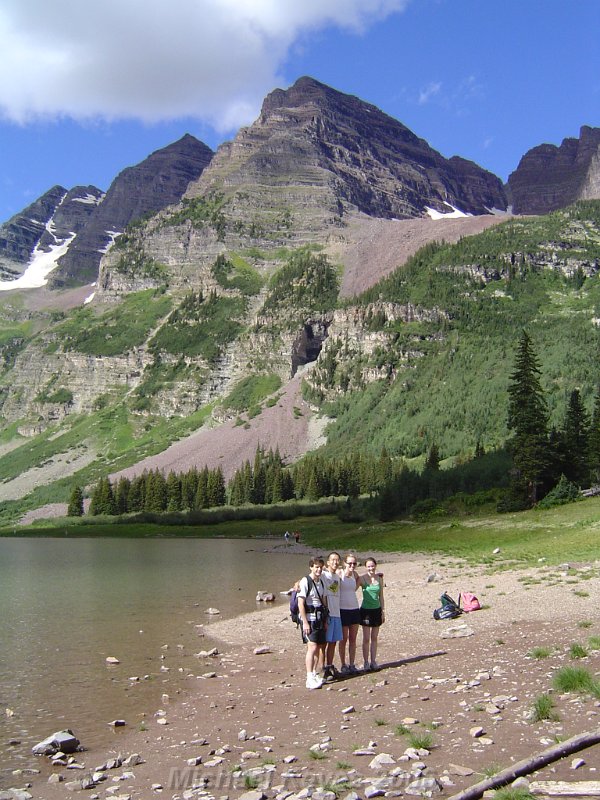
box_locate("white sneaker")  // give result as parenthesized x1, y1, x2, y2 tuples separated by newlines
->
(306, 672, 322, 689)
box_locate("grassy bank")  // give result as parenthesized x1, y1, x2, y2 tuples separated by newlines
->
(2, 496, 600, 566)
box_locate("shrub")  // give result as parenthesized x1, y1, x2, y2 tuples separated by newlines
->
(538, 475, 581, 508)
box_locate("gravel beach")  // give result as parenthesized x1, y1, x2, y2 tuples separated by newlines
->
(15, 550, 600, 800)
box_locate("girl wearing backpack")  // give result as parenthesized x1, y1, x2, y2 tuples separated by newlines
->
(359, 557, 385, 671)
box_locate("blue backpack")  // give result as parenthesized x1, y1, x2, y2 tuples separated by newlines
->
(433, 591, 462, 620)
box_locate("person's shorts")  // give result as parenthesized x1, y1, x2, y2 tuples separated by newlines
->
(360, 606, 383, 627)
(325, 615, 343, 642)
(302, 622, 327, 645)
(340, 608, 361, 627)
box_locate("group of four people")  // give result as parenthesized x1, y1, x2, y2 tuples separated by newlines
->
(296, 552, 385, 690)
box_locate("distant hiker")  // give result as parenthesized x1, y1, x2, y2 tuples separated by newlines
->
(359, 557, 385, 671)
(298, 556, 328, 689)
(339, 553, 361, 673)
(321, 552, 343, 680)
(284, 530, 291, 544)
(294, 531, 300, 544)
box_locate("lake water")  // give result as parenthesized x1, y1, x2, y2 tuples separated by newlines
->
(0, 537, 307, 788)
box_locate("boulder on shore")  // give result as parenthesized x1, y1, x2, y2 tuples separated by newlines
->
(32, 729, 80, 756)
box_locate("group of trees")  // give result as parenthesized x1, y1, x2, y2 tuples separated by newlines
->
(70, 447, 403, 517)
(504, 331, 600, 509)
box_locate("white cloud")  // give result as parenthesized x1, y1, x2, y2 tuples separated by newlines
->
(0, 0, 409, 130)
(418, 81, 442, 105)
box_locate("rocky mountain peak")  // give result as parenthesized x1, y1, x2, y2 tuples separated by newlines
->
(507, 125, 600, 214)
(186, 76, 507, 231)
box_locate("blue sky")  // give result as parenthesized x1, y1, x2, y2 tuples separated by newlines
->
(1, 0, 598, 222)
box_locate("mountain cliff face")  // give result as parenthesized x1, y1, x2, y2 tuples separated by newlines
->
(185, 76, 508, 229)
(50, 134, 214, 287)
(507, 126, 600, 214)
(0, 186, 103, 281)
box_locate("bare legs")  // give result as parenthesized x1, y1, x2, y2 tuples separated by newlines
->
(362, 625, 380, 667)
(339, 623, 359, 667)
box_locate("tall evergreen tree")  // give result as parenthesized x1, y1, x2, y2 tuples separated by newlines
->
(561, 389, 590, 487)
(166, 472, 182, 512)
(588, 386, 600, 485)
(67, 485, 84, 517)
(506, 331, 550, 506)
(115, 477, 131, 515)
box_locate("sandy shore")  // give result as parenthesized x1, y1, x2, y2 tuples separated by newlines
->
(14, 551, 600, 800)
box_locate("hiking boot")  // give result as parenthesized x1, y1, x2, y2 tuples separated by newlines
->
(349, 664, 359, 674)
(340, 664, 351, 675)
(363, 660, 371, 671)
(370, 661, 380, 671)
(322, 665, 337, 682)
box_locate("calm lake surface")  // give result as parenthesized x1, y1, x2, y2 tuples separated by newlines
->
(0, 537, 307, 787)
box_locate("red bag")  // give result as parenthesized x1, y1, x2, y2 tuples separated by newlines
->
(459, 592, 481, 612)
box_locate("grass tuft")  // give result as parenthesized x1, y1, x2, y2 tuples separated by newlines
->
(553, 666, 600, 697)
(530, 693, 559, 723)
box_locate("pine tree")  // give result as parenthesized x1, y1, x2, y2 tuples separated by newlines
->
(561, 389, 590, 487)
(207, 467, 226, 507)
(588, 386, 600, 485)
(424, 443, 440, 471)
(115, 477, 131, 515)
(67, 485, 84, 516)
(506, 331, 550, 506)
(166, 471, 182, 512)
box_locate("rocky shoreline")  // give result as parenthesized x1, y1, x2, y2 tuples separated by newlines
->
(6, 552, 600, 800)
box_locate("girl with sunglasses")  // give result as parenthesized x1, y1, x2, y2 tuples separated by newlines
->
(338, 553, 361, 674)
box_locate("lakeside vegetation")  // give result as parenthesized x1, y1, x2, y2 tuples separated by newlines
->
(3, 494, 600, 567)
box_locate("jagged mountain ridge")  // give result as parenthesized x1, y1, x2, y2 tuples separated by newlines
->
(0, 185, 103, 282)
(0, 135, 213, 289)
(51, 134, 214, 287)
(508, 125, 600, 214)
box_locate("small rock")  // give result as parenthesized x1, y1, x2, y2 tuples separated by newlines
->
(238, 729, 248, 741)
(107, 719, 126, 727)
(448, 764, 474, 777)
(106, 656, 120, 664)
(254, 646, 271, 655)
(369, 753, 395, 769)
(205, 608, 221, 615)
(402, 717, 419, 725)
(470, 726, 485, 738)
(48, 773, 64, 784)
(441, 625, 475, 639)
(341, 705, 356, 714)
(492, 547, 501, 554)
(196, 647, 219, 658)
(364, 787, 386, 798)
(187, 756, 203, 766)
(201, 672, 217, 679)
(571, 757, 586, 769)
(238, 791, 267, 800)
(406, 778, 442, 795)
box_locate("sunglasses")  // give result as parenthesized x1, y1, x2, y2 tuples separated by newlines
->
(346, 561, 357, 566)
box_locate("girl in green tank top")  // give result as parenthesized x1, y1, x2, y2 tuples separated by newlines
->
(359, 557, 385, 671)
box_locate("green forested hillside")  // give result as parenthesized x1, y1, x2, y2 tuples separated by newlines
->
(316, 202, 600, 461)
